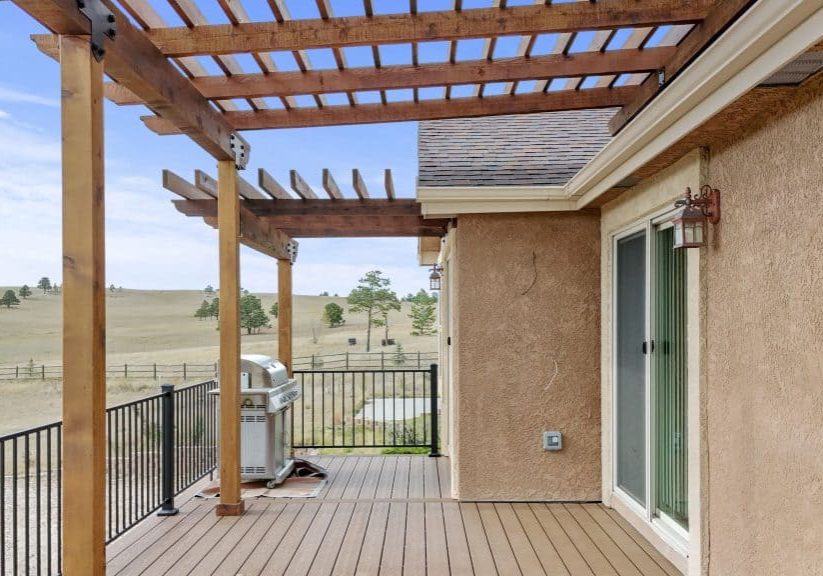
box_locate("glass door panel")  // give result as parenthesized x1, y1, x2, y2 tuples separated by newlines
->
(654, 227, 689, 528)
(616, 231, 647, 506)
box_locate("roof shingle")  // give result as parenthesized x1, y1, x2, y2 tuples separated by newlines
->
(418, 109, 615, 187)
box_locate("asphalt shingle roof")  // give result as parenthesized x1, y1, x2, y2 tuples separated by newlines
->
(418, 109, 615, 187)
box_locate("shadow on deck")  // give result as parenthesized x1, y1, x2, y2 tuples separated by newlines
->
(106, 455, 680, 576)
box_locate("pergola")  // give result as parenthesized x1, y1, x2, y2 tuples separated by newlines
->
(9, 0, 759, 573)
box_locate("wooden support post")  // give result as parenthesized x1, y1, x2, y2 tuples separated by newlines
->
(60, 35, 106, 576)
(216, 159, 244, 517)
(278, 258, 293, 376)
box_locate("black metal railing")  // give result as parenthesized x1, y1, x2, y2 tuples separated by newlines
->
(0, 379, 218, 575)
(292, 365, 440, 454)
(291, 351, 438, 371)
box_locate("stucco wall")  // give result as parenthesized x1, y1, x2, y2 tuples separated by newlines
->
(452, 212, 601, 501)
(703, 79, 823, 575)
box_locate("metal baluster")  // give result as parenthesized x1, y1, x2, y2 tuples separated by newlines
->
(430, 365, 441, 457)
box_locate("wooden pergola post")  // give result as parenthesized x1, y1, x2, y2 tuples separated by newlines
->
(60, 35, 106, 576)
(278, 258, 293, 376)
(216, 159, 244, 516)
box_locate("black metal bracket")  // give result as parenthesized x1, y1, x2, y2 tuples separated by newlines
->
(230, 133, 250, 170)
(657, 68, 666, 87)
(286, 240, 299, 264)
(76, 0, 116, 62)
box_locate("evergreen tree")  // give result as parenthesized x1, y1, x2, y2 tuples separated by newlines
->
(0, 290, 21, 309)
(409, 290, 437, 336)
(18, 285, 32, 299)
(209, 297, 220, 319)
(240, 293, 270, 335)
(393, 342, 407, 365)
(322, 302, 345, 327)
(37, 277, 52, 294)
(109, 284, 116, 292)
(194, 300, 211, 320)
(270, 302, 279, 319)
(348, 270, 397, 352)
(373, 292, 401, 343)
(204, 285, 215, 295)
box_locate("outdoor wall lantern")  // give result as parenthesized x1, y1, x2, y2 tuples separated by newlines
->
(429, 266, 443, 291)
(672, 185, 721, 249)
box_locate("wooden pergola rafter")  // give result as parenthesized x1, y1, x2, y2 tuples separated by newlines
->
(164, 168, 449, 239)
(24, 0, 722, 134)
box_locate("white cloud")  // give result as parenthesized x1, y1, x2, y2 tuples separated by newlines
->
(0, 85, 59, 108)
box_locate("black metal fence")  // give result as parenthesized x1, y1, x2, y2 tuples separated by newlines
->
(292, 351, 438, 371)
(292, 365, 440, 454)
(0, 380, 218, 575)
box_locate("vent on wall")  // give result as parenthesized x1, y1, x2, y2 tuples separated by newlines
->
(760, 51, 823, 86)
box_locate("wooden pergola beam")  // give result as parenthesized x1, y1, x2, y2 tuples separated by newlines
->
(146, 1, 710, 57)
(609, 0, 755, 134)
(14, 0, 237, 160)
(116, 47, 675, 101)
(145, 86, 637, 132)
(174, 198, 421, 217)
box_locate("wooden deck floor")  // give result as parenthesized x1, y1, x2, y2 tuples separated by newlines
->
(106, 456, 681, 576)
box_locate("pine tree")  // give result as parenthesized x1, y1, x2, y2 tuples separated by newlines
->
(240, 293, 270, 335)
(393, 342, 407, 365)
(204, 285, 215, 295)
(270, 302, 279, 319)
(18, 285, 32, 299)
(348, 270, 397, 352)
(409, 290, 437, 336)
(194, 300, 211, 320)
(0, 290, 21, 309)
(209, 297, 220, 319)
(37, 277, 52, 294)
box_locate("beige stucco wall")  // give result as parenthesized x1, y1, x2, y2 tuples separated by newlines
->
(702, 79, 823, 576)
(450, 212, 601, 501)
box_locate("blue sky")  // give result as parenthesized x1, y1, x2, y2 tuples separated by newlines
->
(0, 3, 431, 297)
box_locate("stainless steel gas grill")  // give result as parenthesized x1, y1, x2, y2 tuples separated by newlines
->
(214, 355, 301, 487)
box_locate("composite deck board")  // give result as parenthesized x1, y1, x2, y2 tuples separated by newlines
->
(106, 456, 681, 576)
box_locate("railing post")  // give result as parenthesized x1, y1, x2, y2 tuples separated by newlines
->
(183, 362, 187, 380)
(124, 363, 128, 378)
(158, 384, 179, 516)
(153, 363, 157, 380)
(346, 352, 349, 370)
(417, 351, 421, 369)
(429, 364, 441, 457)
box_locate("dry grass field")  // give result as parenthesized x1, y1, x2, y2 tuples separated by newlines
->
(0, 288, 437, 434)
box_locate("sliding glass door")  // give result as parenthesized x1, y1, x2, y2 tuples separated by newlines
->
(615, 230, 646, 506)
(614, 221, 689, 535)
(654, 226, 689, 529)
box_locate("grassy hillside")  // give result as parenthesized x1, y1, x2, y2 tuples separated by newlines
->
(0, 288, 437, 366)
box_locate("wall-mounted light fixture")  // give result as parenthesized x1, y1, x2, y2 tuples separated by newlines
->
(429, 265, 443, 291)
(672, 185, 721, 249)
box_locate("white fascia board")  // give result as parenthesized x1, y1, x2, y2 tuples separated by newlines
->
(418, 185, 570, 217)
(569, 0, 823, 208)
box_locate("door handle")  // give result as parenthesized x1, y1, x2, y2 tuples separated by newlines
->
(642, 340, 655, 355)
